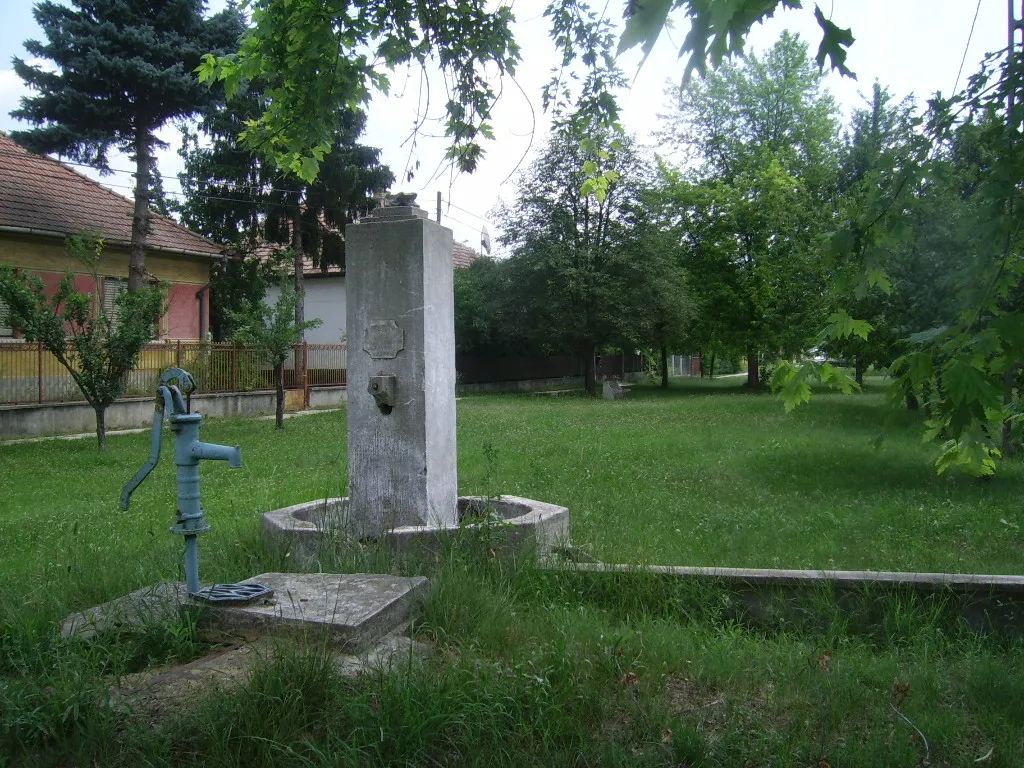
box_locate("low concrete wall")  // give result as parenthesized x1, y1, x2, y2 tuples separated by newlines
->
(547, 562, 1024, 637)
(458, 372, 644, 395)
(308, 386, 348, 409)
(1, 390, 284, 437)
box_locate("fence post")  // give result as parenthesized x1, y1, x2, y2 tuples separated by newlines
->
(37, 342, 44, 403)
(230, 344, 238, 393)
(176, 339, 182, 367)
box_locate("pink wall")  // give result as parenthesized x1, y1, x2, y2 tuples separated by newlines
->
(14, 270, 206, 341)
(11, 271, 100, 337)
(166, 283, 204, 340)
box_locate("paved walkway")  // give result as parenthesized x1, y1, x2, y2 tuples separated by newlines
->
(0, 408, 344, 446)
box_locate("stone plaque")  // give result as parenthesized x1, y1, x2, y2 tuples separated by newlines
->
(363, 320, 405, 359)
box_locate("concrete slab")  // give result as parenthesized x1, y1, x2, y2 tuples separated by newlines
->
(112, 633, 431, 717)
(62, 573, 430, 652)
(60, 581, 188, 639)
(199, 573, 429, 650)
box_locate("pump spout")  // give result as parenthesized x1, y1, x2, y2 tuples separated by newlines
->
(192, 441, 242, 468)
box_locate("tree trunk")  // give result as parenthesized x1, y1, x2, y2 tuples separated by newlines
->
(746, 350, 759, 389)
(94, 405, 106, 450)
(660, 343, 669, 389)
(128, 131, 153, 293)
(292, 210, 305, 336)
(582, 342, 597, 396)
(854, 356, 864, 387)
(709, 354, 716, 379)
(275, 363, 285, 430)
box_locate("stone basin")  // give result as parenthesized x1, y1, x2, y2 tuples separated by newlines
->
(263, 495, 570, 565)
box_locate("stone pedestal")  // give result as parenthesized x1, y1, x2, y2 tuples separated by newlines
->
(345, 205, 457, 537)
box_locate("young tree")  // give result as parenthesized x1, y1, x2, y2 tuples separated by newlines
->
(620, 187, 692, 388)
(230, 282, 321, 429)
(0, 236, 165, 449)
(495, 127, 662, 395)
(658, 33, 840, 388)
(11, 0, 244, 291)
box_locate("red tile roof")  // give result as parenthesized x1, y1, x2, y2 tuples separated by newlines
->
(452, 241, 481, 268)
(0, 132, 223, 257)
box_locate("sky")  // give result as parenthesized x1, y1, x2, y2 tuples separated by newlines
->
(0, 1, 1009, 253)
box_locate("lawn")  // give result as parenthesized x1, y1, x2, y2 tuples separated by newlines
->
(1, 380, 1023, 766)
(2, 377, 1021, 610)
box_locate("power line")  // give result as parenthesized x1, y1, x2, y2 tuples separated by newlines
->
(442, 213, 479, 232)
(0, 147, 307, 195)
(952, 0, 983, 95)
(442, 198, 491, 224)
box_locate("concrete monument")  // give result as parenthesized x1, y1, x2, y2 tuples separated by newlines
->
(345, 204, 458, 536)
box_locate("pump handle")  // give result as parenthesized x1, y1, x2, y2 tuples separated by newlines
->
(119, 387, 171, 510)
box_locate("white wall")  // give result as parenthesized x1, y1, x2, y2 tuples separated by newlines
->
(266, 275, 347, 345)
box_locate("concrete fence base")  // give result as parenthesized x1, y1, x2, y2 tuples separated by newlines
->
(0, 386, 348, 438)
(545, 562, 1024, 637)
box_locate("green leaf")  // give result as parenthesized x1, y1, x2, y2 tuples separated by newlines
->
(819, 363, 859, 395)
(582, 160, 598, 176)
(813, 5, 856, 78)
(828, 227, 855, 259)
(865, 266, 892, 294)
(617, 0, 672, 65)
(943, 359, 1003, 411)
(771, 362, 813, 412)
(823, 310, 872, 341)
(295, 155, 320, 183)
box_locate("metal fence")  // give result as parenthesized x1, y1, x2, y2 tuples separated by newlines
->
(0, 341, 348, 405)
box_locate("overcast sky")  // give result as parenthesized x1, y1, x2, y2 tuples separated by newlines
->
(0, 1, 1008, 252)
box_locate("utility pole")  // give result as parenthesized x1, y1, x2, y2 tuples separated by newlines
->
(1003, 0, 1023, 454)
(436, 191, 442, 224)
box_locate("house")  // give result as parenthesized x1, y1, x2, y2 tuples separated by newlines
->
(266, 240, 482, 345)
(0, 132, 225, 340)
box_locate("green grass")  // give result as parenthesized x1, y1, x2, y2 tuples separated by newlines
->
(2, 380, 1023, 766)
(2, 378, 1023, 610)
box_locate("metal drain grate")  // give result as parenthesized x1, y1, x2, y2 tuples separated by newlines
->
(190, 582, 274, 604)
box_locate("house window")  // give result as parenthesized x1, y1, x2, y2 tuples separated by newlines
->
(103, 277, 127, 324)
(0, 296, 11, 337)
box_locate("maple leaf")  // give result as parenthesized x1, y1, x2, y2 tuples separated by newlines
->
(813, 5, 856, 78)
(617, 0, 672, 66)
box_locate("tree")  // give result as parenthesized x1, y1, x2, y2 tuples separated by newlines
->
(197, 0, 854, 181)
(495, 126, 674, 395)
(0, 236, 165, 449)
(619, 185, 692, 388)
(658, 34, 839, 388)
(824, 83, 955, 387)
(230, 281, 321, 429)
(12, 0, 244, 291)
(207, 254, 287, 342)
(178, 81, 393, 331)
